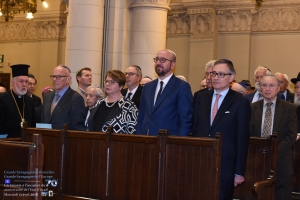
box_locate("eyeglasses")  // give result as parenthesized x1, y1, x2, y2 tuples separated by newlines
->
(153, 57, 174, 63)
(104, 80, 117, 85)
(260, 84, 277, 89)
(210, 71, 232, 78)
(124, 72, 139, 77)
(295, 86, 300, 90)
(50, 75, 68, 80)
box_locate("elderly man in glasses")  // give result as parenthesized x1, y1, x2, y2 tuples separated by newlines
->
(136, 49, 193, 136)
(250, 75, 297, 200)
(41, 65, 86, 130)
(121, 65, 143, 109)
(192, 59, 251, 200)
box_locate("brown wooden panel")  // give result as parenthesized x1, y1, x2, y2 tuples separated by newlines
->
(0, 135, 43, 200)
(23, 129, 62, 198)
(233, 137, 276, 199)
(107, 134, 159, 200)
(293, 140, 300, 192)
(63, 131, 108, 199)
(164, 145, 213, 200)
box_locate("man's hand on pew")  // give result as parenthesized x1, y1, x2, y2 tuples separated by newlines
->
(234, 175, 245, 187)
(297, 134, 300, 141)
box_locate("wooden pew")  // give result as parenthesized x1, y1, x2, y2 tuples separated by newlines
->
(292, 140, 300, 199)
(233, 134, 278, 200)
(0, 134, 44, 200)
(21, 126, 222, 200)
(21, 126, 66, 200)
(163, 133, 222, 200)
(61, 128, 112, 200)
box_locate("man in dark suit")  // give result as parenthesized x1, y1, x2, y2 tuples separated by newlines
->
(0, 64, 36, 138)
(121, 65, 143, 109)
(275, 72, 294, 103)
(250, 75, 297, 200)
(27, 74, 42, 108)
(41, 65, 86, 130)
(192, 59, 251, 200)
(136, 49, 193, 136)
(291, 72, 300, 141)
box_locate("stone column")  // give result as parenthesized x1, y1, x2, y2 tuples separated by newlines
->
(129, 0, 171, 79)
(65, 0, 105, 88)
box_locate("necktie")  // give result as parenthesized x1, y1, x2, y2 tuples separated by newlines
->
(258, 93, 262, 100)
(262, 103, 272, 137)
(126, 92, 132, 100)
(212, 94, 221, 123)
(50, 93, 60, 114)
(155, 81, 164, 103)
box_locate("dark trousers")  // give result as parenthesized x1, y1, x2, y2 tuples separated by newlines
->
(276, 175, 293, 200)
(220, 179, 234, 200)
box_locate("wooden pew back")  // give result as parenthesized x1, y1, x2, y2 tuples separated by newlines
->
(21, 127, 222, 200)
(293, 140, 300, 198)
(0, 134, 44, 200)
(163, 134, 221, 200)
(234, 135, 278, 200)
(62, 130, 110, 199)
(22, 127, 64, 199)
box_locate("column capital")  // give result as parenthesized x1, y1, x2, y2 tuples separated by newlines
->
(129, 0, 171, 11)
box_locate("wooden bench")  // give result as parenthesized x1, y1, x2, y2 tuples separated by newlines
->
(233, 134, 278, 200)
(292, 140, 300, 199)
(21, 126, 222, 200)
(0, 134, 44, 200)
(21, 126, 65, 199)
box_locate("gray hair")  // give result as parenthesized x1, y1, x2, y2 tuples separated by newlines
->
(274, 72, 289, 84)
(254, 66, 271, 76)
(259, 75, 280, 86)
(86, 85, 105, 99)
(205, 60, 216, 71)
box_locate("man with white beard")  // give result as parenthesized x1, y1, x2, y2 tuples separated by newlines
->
(291, 72, 300, 141)
(0, 64, 36, 138)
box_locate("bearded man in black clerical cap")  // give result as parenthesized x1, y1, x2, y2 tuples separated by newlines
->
(0, 64, 36, 138)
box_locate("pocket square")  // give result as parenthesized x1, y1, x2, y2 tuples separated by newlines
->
(225, 111, 230, 113)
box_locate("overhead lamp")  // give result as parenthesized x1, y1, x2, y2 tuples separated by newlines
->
(26, 12, 33, 19)
(0, 0, 48, 22)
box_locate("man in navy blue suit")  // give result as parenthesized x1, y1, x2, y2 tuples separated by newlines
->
(192, 59, 251, 200)
(136, 49, 193, 136)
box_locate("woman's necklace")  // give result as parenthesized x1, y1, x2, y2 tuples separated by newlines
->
(105, 94, 123, 108)
(11, 90, 25, 127)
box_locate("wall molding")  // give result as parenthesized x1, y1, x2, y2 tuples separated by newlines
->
(168, 1, 300, 35)
(0, 13, 67, 42)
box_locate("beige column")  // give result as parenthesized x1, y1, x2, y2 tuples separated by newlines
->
(129, 0, 170, 79)
(65, 0, 105, 88)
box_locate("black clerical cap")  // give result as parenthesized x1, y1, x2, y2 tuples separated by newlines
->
(291, 72, 300, 84)
(10, 64, 30, 77)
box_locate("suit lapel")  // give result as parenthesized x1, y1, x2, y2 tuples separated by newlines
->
(253, 100, 264, 135)
(132, 85, 142, 101)
(273, 99, 284, 132)
(203, 90, 213, 128)
(147, 79, 158, 112)
(152, 75, 176, 112)
(210, 90, 234, 129)
(50, 87, 72, 118)
(44, 92, 55, 121)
